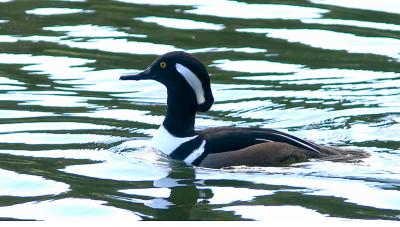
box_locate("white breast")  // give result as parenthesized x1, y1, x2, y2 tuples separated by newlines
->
(151, 125, 207, 165)
(151, 125, 197, 156)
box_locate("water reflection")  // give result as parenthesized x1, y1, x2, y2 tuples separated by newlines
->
(44, 25, 145, 38)
(235, 67, 400, 84)
(0, 0, 399, 222)
(196, 157, 400, 211)
(186, 1, 328, 19)
(26, 8, 94, 15)
(213, 59, 303, 73)
(0, 133, 123, 144)
(136, 17, 225, 30)
(0, 92, 103, 107)
(0, 198, 141, 221)
(0, 169, 69, 197)
(200, 186, 273, 204)
(301, 19, 400, 32)
(220, 205, 399, 224)
(0, 110, 55, 119)
(71, 109, 163, 125)
(61, 152, 169, 181)
(0, 53, 94, 77)
(0, 149, 110, 161)
(59, 38, 180, 55)
(150, 163, 200, 220)
(310, 0, 400, 14)
(238, 28, 400, 59)
(189, 47, 266, 54)
(114, 0, 202, 5)
(117, 0, 328, 19)
(0, 122, 112, 133)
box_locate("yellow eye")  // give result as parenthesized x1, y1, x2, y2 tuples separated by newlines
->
(160, 61, 167, 69)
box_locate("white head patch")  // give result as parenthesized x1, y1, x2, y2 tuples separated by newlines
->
(175, 63, 205, 105)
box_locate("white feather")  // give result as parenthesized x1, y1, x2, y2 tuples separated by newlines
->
(151, 125, 197, 155)
(184, 140, 206, 164)
(255, 138, 273, 142)
(270, 133, 320, 153)
(175, 63, 206, 105)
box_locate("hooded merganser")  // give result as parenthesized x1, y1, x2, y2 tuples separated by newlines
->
(120, 51, 367, 168)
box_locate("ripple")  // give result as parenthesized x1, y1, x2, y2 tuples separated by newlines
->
(310, 0, 400, 15)
(0, 149, 110, 161)
(58, 38, 181, 55)
(0, 133, 123, 144)
(186, 1, 329, 20)
(0, 92, 105, 108)
(0, 0, 399, 221)
(0, 169, 69, 197)
(189, 47, 267, 54)
(220, 205, 399, 224)
(0, 85, 25, 90)
(211, 83, 270, 102)
(238, 28, 400, 59)
(235, 68, 400, 84)
(212, 100, 276, 120)
(118, 0, 328, 19)
(0, 76, 24, 85)
(0, 122, 112, 133)
(0, 198, 141, 221)
(267, 107, 400, 129)
(0, 35, 62, 43)
(26, 8, 94, 16)
(302, 18, 400, 31)
(347, 123, 400, 143)
(69, 69, 142, 92)
(213, 59, 303, 73)
(0, 35, 18, 42)
(120, 188, 171, 198)
(0, 110, 56, 119)
(71, 109, 163, 125)
(199, 186, 274, 204)
(136, 16, 225, 30)
(0, 53, 94, 78)
(1, 35, 176, 60)
(115, 0, 209, 5)
(62, 161, 169, 181)
(44, 24, 146, 38)
(198, 162, 400, 210)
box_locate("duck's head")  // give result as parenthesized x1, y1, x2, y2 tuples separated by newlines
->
(120, 51, 214, 112)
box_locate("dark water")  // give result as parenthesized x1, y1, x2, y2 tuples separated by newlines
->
(0, 0, 399, 222)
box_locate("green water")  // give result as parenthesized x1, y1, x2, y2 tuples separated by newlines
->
(0, 0, 399, 222)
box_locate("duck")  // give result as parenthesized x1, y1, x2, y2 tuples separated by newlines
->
(120, 51, 367, 169)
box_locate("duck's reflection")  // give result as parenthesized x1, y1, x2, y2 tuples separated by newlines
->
(150, 161, 212, 220)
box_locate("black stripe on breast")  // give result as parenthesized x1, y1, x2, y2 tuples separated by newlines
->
(169, 135, 204, 161)
(192, 151, 208, 166)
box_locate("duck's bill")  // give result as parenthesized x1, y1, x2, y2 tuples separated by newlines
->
(119, 70, 155, 80)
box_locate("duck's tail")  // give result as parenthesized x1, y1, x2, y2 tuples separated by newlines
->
(317, 145, 370, 162)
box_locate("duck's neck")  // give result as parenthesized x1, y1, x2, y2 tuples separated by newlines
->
(162, 94, 197, 137)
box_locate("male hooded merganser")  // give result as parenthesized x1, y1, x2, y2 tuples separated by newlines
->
(120, 51, 367, 168)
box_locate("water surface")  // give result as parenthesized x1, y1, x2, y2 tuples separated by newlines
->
(0, 0, 399, 222)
